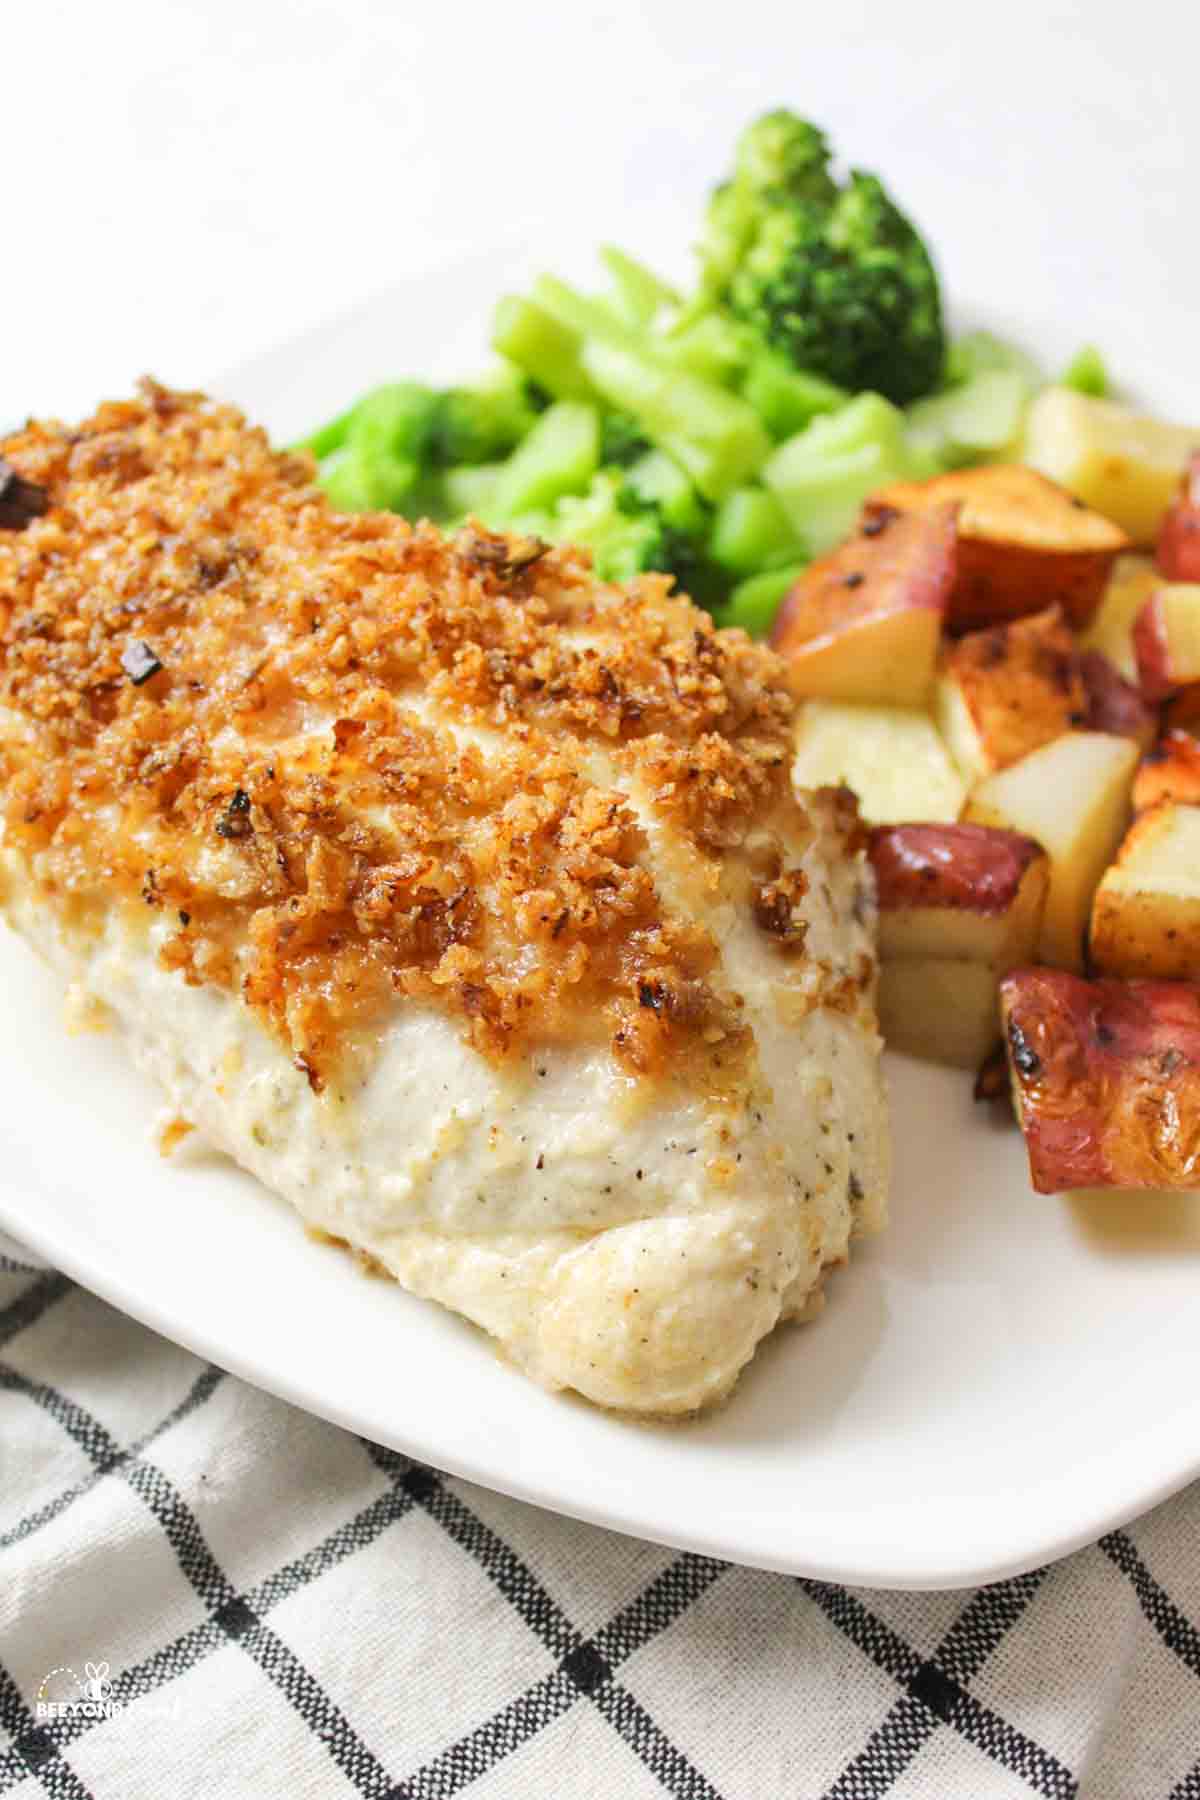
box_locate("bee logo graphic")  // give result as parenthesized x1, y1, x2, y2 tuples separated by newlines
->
(81, 1662, 111, 1702)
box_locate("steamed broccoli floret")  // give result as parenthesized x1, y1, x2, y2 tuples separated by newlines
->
(314, 383, 444, 518)
(550, 471, 713, 599)
(430, 366, 540, 466)
(701, 110, 945, 406)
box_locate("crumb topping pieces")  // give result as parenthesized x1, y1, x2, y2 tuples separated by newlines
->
(0, 458, 50, 531)
(0, 384, 850, 1087)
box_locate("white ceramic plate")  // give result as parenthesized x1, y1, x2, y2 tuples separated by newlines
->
(4, 245, 1200, 1592)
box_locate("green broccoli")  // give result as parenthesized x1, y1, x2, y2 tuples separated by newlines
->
(313, 382, 443, 517)
(429, 365, 540, 466)
(598, 410, 653, 467)
(701, 110, 946, 406)
(1061, 344, 1111, 398)
(550, 471, 715, 600)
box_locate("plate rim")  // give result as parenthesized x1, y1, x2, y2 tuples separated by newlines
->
(6, 1178, 1199, 1592)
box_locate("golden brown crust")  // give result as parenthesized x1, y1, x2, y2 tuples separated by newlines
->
(940, 605, 1085, 770)
(0, 384, 822, 1086)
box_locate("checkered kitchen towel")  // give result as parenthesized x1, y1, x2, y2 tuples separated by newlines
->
(2, 1236, 1198, 1800)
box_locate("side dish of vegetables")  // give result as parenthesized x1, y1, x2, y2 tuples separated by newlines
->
(298, 110, 1104, 635)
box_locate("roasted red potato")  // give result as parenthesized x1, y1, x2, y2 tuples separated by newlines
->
(875, 961, 1002, 1070)
(999, 967, 1200, 1192)
(965, 731, 1138, 972)
(870, 823, 1049, 964)
(1157, 452, 1200, 581)
(866, 465, 1129, 631)
(935, 606, 1085, 784)
(1133, 582, 1200, 700)
(1078, 649, 1157, 750)
(869, 823, 1049, 1068)
(1089, 801, 1200, 981)
(770, 501, 957, 707)
(1133, 729, 1200, 812)
(1079, 554, 1161, 683)
(1166, 685, 1200, 732)
(791, 700, 966, 825)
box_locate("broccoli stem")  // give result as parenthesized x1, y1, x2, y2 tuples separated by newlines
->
(719, 562, 806, 636)
(442, 462, 503, 519)
(600, 246, 681, 325)
(488, 401, 601, 518)
(656, 311, 749, 384)
(764, 393, 925, 553)
(319, 445, 432, 516)
(944, 331, 1043, 390)
(491, 296, 596, 401)
(905, 369, 1030, 469)
(739, 352, 847, 440)
(765, 441, 895, 555)
(623, 449, 708, 532)
(532, 274, 639, 351)
(579, 339, 769, 501)
(709, 486, 801, 575)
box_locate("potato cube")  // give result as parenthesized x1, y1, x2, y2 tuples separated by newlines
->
(1133, 730, 1200, 812)
(1024, 386, 1200, 544)
(1078, 553, 1160, 684)
(792, 701, 966, 826)
(1090, 801, 1200, 980)
(935, 606, 1084, 785)
(867, 463, 1127, 629)
(1077, 650, 1156, 750)
(869, 822, 1049, 1067)
(1000, 966, 1200, 1191)
(877, 959, 1005, 1069)
(1134, 582, 1200, 700)
(1156, 451, 1200, 580)
(869, 823, 1048, 964)
(770, 501, 956, 707)
(966, 731, 1138, 970)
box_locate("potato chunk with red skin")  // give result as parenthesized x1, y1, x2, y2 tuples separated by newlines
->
(866, 465, 1128, 632)
(965, 731, 1138, 972)
(869, 823, 1048, 963)
(1000, 968, 1200, 1192)
(770, 501, 957, 707)
(870, 823, 1049, 1068)
(1133, 583, 1200, 701)
(1157, 453, 1200, 582)
(1078, 649, 1156, 750)
(1166, 686, 1200, 732)
(1079, 554, 1160, 684)
(1133, 730, 1200, 812)
(935, 606, 1085, 785)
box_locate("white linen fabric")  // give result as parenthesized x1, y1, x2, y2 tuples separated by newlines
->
(1, 1235, 1196, 1800)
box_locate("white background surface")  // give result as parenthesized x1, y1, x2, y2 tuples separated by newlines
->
(6, 0, 1200, 1588)
(7, 0, 1200, 423)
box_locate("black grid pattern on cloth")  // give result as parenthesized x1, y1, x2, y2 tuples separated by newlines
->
(2, 1263, 1200, 1799)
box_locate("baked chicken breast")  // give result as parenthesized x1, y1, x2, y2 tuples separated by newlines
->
(0, 383, 888, 1413)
